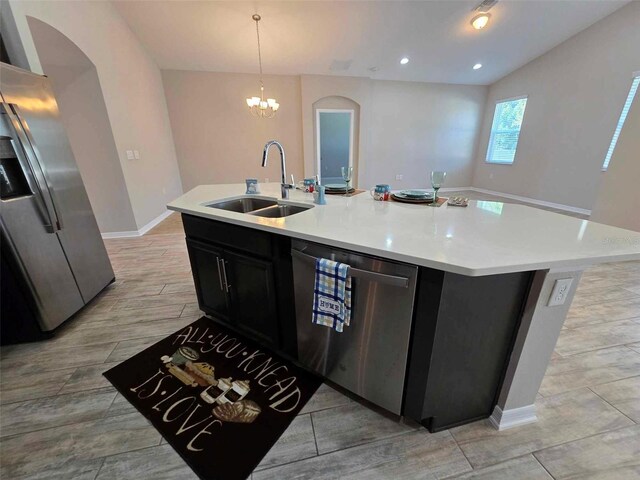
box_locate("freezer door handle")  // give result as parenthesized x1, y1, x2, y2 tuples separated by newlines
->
(2, 102, 63, 230)
(0, 103, 56, 233)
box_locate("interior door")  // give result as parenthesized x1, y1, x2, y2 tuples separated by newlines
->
(224, 250, 279, 346)
(186, 239, 230, 321)
(317, 110, 353, 185)
(0, 115, 84, 330)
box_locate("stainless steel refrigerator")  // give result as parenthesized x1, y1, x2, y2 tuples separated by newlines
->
(0, 62, 114, 335)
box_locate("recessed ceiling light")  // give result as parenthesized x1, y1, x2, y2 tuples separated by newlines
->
(471, 13, 490, 30)
(473, 63, 483, 70)
(400, 57, 409, 65)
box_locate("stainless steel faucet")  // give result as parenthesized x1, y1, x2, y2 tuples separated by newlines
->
(261, 140, 291, 199)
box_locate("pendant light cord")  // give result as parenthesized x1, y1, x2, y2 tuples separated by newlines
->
(247, 12, 277, 116)
(254, 15, 264, 93)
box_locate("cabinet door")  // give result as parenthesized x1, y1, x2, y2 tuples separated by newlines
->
(223, 250, 280, 346)
(185, 239, 230, 320)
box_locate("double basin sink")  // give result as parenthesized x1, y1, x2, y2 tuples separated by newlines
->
(206, 197, 312, 218)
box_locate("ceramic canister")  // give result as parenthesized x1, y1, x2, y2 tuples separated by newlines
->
(370, 184, 391, 201)
(303, 178, 315, 192)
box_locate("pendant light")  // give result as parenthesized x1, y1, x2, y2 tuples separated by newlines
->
(246, 14, 279, 118)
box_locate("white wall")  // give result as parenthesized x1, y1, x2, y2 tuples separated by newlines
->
(162, 72, 485, 192)
(26, 17, 137, 233)
(472, 1, 640, 211)
(161, 70, 304, 192)
(301, 75, 486, 190)
(368, 80, 486, 189)
(7, 0, 183, 231)
(46, 65, 137, 232)
(590, 86, 640, 232)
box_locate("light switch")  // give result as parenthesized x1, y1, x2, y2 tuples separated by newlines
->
(547, 278, 574, 306)
(126, 150, 134, 160)
(133, 150, 140, 160)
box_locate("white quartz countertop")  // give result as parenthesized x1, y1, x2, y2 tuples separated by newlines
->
(167, 183, 640, 276)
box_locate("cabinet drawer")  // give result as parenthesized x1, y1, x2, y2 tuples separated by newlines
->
(182, 214, 272, 258)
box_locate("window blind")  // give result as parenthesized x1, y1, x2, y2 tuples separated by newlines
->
(486, 97, 528, 164)
(602, 75, 640, 171)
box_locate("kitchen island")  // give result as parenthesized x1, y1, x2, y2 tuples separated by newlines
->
(168, 183, 640, 431)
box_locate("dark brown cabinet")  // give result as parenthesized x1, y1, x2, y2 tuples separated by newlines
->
(224, 250, 279, 344)
(185, 239, 230, 321)
(403, 268, 533, 431)
(182, 214, 294, 351)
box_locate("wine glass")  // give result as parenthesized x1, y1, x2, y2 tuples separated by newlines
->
(341, 166, 353, 194)
(431, 171, 446, 202)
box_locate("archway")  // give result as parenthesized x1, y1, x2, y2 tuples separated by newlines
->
(25, 17, 136, 233)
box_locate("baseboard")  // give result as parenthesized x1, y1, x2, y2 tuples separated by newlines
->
(100, 229, 140, 239)
(488, 404, 537, 431)
(101, 210, 173, 239)
(468, 187, 591, 216)
(137, 210, 174, 236)
(438, 186, 473, 193)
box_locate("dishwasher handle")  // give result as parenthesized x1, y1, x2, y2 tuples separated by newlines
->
(291, 248, 410, 288)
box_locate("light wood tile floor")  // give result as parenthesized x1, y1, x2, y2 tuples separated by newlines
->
(1, 191, 638, 479)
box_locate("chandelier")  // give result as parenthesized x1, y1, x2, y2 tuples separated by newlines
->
(246, 14, 279, 118)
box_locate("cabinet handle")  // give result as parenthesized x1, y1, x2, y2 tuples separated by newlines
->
(216, 257, 225, 291)
(222, 260, 231, 292)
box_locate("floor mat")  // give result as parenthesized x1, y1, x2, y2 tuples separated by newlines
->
(104, 316, 321, 480)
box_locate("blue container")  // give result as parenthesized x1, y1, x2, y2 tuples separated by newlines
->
(313, 185, 327, 205)
(245, 178, 259, 194)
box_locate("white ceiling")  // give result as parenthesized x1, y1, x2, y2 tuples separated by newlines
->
(112, 0, 630, 85)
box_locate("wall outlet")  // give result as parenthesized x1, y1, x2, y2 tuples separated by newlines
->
(126, 150, 135, 160)
(133, 149, 140, 160)
(547, 278, 573, 306)
(396, 174, 403, 181)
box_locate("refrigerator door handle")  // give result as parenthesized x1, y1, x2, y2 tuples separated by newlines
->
(0, 104, 56, 234)
(2, 102, 63, 231)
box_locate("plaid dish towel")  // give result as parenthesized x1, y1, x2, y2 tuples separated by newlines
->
(312, 258, 352, 332)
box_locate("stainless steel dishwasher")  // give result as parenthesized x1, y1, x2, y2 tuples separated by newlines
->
(291, 239, 418, 414)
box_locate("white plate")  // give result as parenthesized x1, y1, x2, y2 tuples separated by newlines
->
(325, 183, 349, 190)
(396, 190, 434, 199)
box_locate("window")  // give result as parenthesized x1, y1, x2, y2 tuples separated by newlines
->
(486, 97, 528, 164)
(602, 75, 640, 171)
